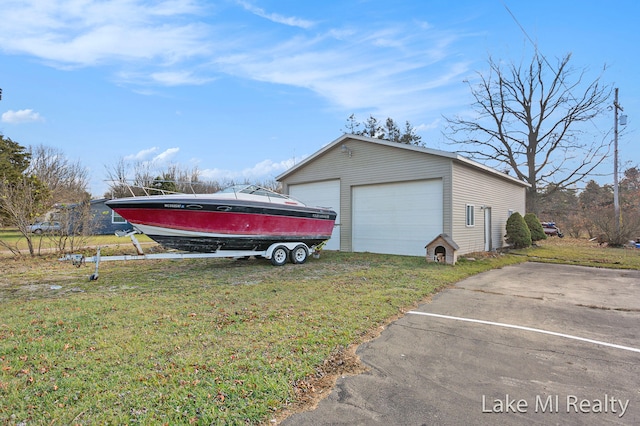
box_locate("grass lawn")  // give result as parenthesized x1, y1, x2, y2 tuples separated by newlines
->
(512, 236, 640, 269)
(0, 228, 154, 256)
(1, 234, 638, 424)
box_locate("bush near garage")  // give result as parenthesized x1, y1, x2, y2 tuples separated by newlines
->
(505, 212, 532, 248)
(524, 213, 547, 243)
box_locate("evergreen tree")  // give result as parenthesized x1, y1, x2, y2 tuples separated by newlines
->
(505, 212, 532, 248)
(0, 134, 31, 183)
(363, 115, 382, 138)
(343, 114, 423, 146)
(399, 120, 423, 146)
(151, 174, 178, 195)
(524, 212, 547, 242)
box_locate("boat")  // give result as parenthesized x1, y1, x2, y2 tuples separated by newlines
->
(105, 184, 337, 253)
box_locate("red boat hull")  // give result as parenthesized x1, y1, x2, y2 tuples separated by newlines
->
(120, 208, 333, 237)
(106, 197, 337, 252)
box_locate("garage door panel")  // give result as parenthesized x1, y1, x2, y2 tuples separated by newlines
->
(289, 180, 340, 250)
(353, 180, 442, 256)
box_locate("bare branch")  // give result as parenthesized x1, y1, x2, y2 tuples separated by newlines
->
(444, 51, 611, 213)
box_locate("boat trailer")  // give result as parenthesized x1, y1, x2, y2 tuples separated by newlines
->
(59, 231, 324, 281)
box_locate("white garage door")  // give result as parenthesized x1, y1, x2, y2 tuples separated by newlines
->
(352, 180, 443, 256)
(289, 180, 340, 250)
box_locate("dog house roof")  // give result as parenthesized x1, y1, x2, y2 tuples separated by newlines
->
(425, 233, 459, 250)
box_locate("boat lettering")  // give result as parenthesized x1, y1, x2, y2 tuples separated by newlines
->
(164, 203, 184, 209)
(312, 213, 330, 219)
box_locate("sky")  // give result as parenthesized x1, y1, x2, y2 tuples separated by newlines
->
(1, 0, 638, 197)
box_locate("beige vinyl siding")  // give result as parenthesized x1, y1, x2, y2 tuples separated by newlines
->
(451, 162, 526, 254)
(281, 138, 453, 251)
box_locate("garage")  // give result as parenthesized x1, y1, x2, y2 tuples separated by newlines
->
(289, 180, 341, 250)
(352, 179, 443, 256)
(278, 134, 527, 257)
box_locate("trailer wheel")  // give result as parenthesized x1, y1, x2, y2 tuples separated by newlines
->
(290, 244, 309, 264)
(270, 246, 289, 266)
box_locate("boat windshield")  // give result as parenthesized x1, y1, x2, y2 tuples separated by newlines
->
(218, 184, 289, 199)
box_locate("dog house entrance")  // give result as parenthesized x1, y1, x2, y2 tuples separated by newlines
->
(425, 234, 459, 265)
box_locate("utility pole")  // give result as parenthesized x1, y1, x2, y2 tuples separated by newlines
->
(613, 88, 624, 236)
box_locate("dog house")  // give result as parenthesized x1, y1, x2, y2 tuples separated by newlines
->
(425, 233, 459, 265)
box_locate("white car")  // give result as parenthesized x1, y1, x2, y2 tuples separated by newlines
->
(28, 221, 62, 234)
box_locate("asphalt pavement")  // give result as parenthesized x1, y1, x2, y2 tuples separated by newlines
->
(281, 262, 640, 425)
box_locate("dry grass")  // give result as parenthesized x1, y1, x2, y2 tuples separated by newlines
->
(513, 236, 640, 269)
(0, 228, 154, 258)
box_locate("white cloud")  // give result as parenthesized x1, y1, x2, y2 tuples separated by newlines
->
(236, 0, 315, 29)
(1, 109, 43, 124)
(0, 0, 476, 118)
(414, 119, 441, 133)
(212, 24, 472, 120)
(153, 147, 180, 162)
(148, 70, 214, 86)
(124, 147, 159, 161)
(199, 157, 299, 182)
(245, 158, 297, 176)
(0, 0, 212, 69)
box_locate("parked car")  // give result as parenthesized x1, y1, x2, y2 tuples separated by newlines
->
(28, 221, 62, 234)
(541, 222, 564, 238)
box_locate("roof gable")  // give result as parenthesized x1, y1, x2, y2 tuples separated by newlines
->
(277, 134, 529, 187)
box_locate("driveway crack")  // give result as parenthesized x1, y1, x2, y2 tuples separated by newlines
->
(575, 303, 640, 313)
(458, 287, 546, 300)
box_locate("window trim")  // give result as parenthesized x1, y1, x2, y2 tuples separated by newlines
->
(465, 204, 475, 227)
(112, 211, 126, 224)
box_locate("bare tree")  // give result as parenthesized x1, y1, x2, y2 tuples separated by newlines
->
(24, 145, 94, 254)
(28, 145, 90, 203)
(445, 52, 611, 214)
(103, 158, 156, 197)
(104, 159, 224, 197)
(103, 157, 138, 197)
(44, 201, 95, 254)
(0, 175, 50, 256)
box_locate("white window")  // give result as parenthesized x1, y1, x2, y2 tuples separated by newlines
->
(112, 211, 126, 224)
(508, 209, 514, 217)
(466, 204, 475, 227)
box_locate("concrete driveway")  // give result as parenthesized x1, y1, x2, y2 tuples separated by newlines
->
(282, 262, 640, 425)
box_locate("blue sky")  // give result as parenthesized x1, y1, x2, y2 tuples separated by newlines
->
(1, 0, 638, 197)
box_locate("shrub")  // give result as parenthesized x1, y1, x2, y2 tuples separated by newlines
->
(505, 212, 532, 248)
(524, 213, 547, 242)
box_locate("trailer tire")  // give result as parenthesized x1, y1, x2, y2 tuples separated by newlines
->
(270, 246, 289, 266)
(290, 244, 309, 264)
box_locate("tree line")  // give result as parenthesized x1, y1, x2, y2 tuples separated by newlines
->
(537, 167, 640, 246)
(342, 114, 423, 146)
